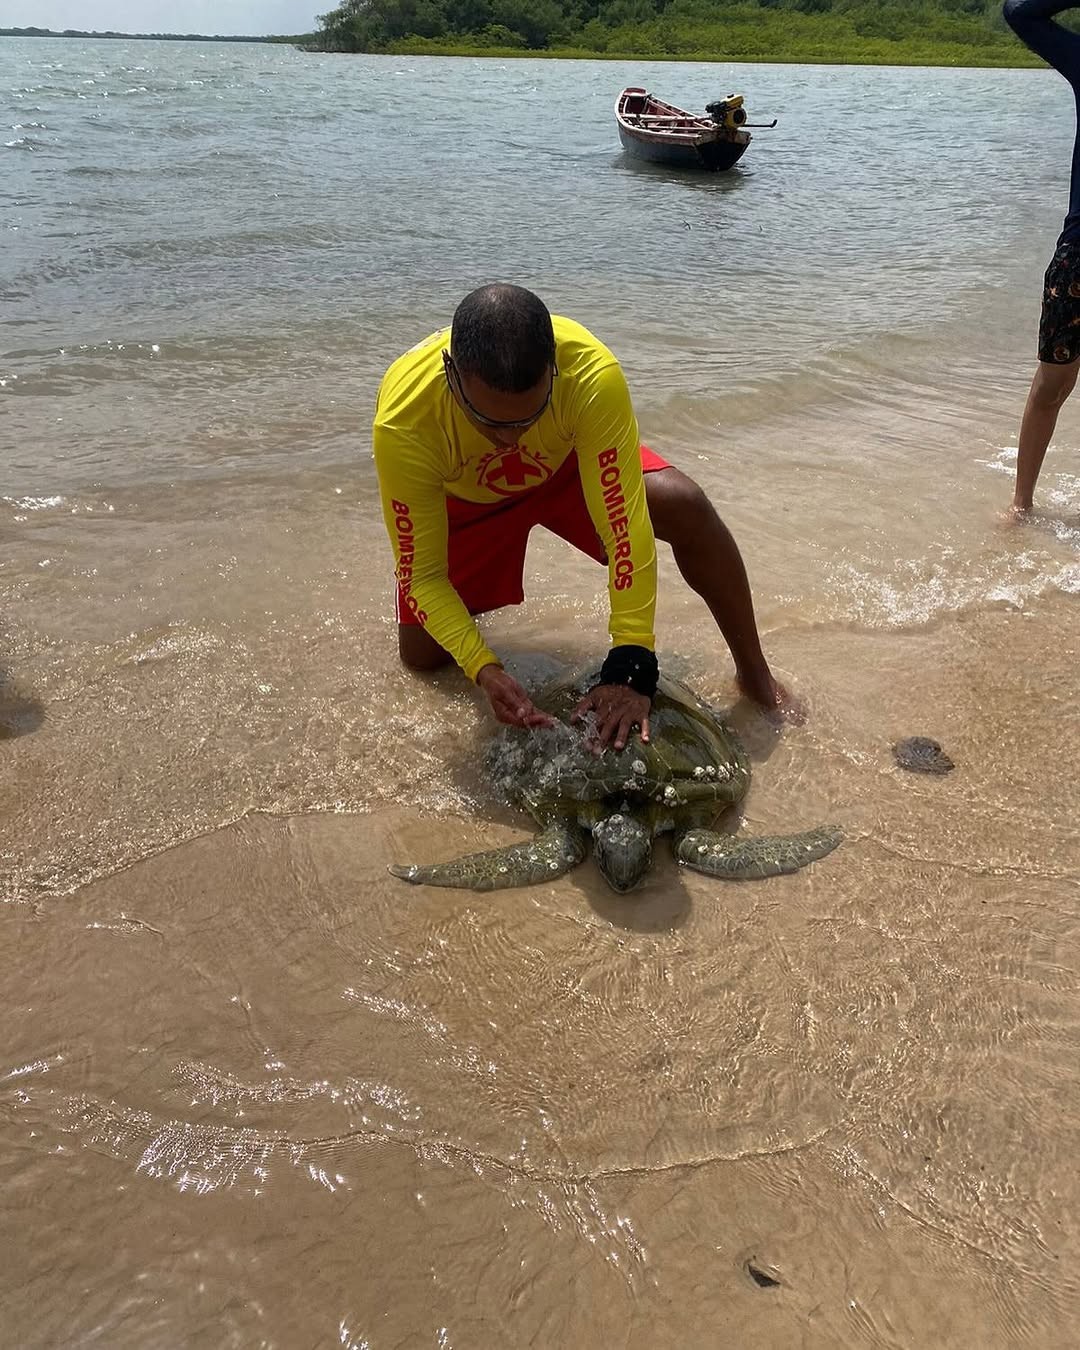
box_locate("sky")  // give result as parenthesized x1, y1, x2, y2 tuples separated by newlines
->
(1, 2, 323, 35)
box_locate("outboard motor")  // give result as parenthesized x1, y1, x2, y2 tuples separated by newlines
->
(706, 94, 748, 130)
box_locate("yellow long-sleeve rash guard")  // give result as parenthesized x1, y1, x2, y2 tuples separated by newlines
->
(373, 315, 658, 683)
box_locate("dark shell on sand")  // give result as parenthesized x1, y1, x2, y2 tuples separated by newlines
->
(892, 737, 955, 775)
(746, 1260, 782, 1289)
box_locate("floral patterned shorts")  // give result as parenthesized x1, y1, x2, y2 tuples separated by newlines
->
(1040, 241, 1080, 365)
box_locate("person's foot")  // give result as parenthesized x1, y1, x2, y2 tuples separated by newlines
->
(766, 681, 807, 727)
(1003, 499, 1033, 524)
(737, 671, 807, 726)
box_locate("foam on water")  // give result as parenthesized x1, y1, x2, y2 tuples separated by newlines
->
(3, 494, 65, 511)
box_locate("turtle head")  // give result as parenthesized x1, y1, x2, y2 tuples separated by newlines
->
(591, 811, 652, 893)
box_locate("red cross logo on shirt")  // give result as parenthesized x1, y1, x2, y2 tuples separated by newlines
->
(477, 446, 552, 497)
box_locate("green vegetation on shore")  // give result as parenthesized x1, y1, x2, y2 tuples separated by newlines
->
(310, 0, 1064, 67)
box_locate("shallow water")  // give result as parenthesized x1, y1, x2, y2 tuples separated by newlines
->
(3, 36, 1080, 1348)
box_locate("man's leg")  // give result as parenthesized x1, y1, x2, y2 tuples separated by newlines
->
(399, 623, 453, 671)
(1012, 358, 1080, 512)
(1011, 234, 1080, 512)
(644, 467, 787, 712)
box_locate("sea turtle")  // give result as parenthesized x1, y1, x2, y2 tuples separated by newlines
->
(389, 668, 842, 894)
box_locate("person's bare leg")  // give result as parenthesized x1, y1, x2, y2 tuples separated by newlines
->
(398, 623, 453, 671)
(1011, 358, 1079, 515)
(644, 468, 797, 718)
(1003, 3, 1080, 515)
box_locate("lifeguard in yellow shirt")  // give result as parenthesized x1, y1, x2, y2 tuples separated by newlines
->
(374, 283, 797, 751)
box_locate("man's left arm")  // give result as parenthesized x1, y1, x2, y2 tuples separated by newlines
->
(571, 359, 660, 750)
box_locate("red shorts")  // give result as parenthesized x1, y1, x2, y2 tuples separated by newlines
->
(395, 444, 671, 624)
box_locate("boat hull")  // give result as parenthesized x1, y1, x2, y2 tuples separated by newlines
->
(615, 86, 754, 173)
(617, 124, 749, 171)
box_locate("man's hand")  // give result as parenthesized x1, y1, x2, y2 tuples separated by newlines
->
(476, 664, 557, 730)
(571, 683, 651, 752)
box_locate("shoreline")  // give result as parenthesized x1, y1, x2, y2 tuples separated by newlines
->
(304, 42, 1046, 70)
(1, 28, 1046, 70)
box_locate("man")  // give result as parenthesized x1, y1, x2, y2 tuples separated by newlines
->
(1005, 0, 1080, 516)
(373, 283, 795, 751)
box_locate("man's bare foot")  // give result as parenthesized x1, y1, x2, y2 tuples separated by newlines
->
(1002, 501, 1033, 525)
(738, 672, 807, 726)
(766, 682, 807, 727)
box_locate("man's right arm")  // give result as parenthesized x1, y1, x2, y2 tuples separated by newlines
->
(373, 425, 498, 682)
(374, 427, 557, 730)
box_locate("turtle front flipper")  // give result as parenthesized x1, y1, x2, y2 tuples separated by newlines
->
(673, 825, 842, 880)
(389, 820, 587, 892)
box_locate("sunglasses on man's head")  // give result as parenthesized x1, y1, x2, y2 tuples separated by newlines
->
(442, 350, 556, 430)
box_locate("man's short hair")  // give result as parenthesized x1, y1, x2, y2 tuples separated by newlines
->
(450, 284, 556, 393)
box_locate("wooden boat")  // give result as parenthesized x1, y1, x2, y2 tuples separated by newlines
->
(615, 87, 774, 172)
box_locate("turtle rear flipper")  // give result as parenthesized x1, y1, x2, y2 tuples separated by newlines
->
(674, 825, 842, 880)
(389, 820, 587, 892)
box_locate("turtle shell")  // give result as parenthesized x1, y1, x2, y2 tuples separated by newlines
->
(486, 670, 749, 822)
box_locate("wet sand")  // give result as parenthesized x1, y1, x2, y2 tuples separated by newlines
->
(5, 586, 1080, 1346)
